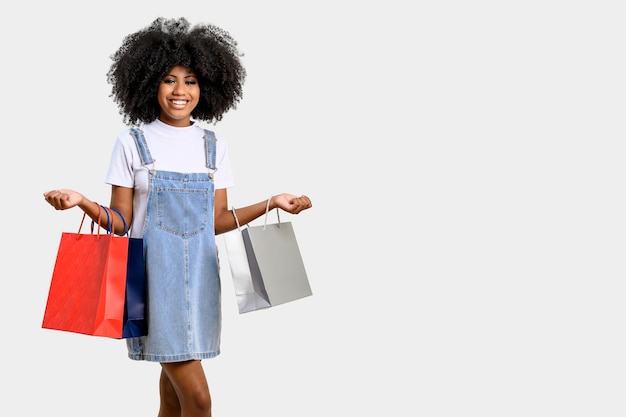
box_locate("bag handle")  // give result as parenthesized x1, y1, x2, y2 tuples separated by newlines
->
(262, 196, 280, 230)
(91, 205, 117, 235)
(231, 206, 242, 230)
(231, 197, 281, 232)
(94, 205, 109, 234)
(78, 202, 104, 239)
(109, 207, 130, 236)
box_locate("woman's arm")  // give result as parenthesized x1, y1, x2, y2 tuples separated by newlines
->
(43, 185, 134, 236)
(108, 185, 134, 235)
(213, 188, 312, 235)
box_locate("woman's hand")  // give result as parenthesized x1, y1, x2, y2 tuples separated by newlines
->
(271, 194, 313, 214)
(43, 189, 84, 210)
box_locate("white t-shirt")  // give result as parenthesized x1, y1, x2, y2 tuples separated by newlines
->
(105, 119, 235, 238)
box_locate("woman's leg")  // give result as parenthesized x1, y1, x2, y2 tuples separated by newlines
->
(160, 360, 212, 417)
(158, 368, 182, 417)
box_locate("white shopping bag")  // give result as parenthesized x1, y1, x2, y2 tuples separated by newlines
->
(223, 208, 312, 313)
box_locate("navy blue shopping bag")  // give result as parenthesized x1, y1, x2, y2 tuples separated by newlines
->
(107, 207, 147, 338)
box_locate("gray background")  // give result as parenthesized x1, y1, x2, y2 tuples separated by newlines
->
(2, 1, 624, 415)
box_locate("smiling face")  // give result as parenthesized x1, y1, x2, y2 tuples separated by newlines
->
(157, 65, 200, 127)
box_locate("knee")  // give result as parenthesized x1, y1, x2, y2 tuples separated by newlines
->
(189, 387, 212, 414)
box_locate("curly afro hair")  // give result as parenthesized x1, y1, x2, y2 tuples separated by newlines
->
(107, 17, 246, 126)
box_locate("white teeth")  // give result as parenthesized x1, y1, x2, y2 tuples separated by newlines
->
(172, 100, 186, 105)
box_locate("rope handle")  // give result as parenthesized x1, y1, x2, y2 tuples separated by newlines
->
(231, 196, 281, 232)
(231, 206, 242, 230)
(109, 207, 130, 236)
(92, 205, 109, 234)
(77, 202, 103, 240)
(263, 196, 280, 230)
(90, 205, 117, 236)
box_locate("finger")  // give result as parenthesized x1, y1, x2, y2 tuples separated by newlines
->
(300, 196, 312, 208)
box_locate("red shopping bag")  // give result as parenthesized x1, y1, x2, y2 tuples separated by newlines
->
(42, 206, 129, 338)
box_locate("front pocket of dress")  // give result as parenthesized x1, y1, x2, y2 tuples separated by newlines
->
(156, 187, 209, 238)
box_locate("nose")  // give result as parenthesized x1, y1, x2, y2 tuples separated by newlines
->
(173, 82, 185, 95)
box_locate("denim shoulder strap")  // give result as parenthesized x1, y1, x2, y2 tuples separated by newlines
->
(203, 129, 217, 179)
(129, 127, 154, 166)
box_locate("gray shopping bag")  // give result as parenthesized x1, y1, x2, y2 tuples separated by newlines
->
(223, 208, 312, 313)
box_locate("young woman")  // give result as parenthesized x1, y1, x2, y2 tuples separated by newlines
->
(43, 17, 312, 417)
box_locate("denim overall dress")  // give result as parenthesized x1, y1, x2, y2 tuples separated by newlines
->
(126, 127, 221, 362)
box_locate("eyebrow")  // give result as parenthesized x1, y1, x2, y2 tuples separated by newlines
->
(164, 73, 198, 78)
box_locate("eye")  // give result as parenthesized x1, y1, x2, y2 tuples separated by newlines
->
(185, 80, 197, 86)
(163, 79, 175, 85)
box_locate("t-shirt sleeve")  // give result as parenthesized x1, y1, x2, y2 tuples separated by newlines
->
(105, 131, 135, 188)
(214, 135, 235, 189)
